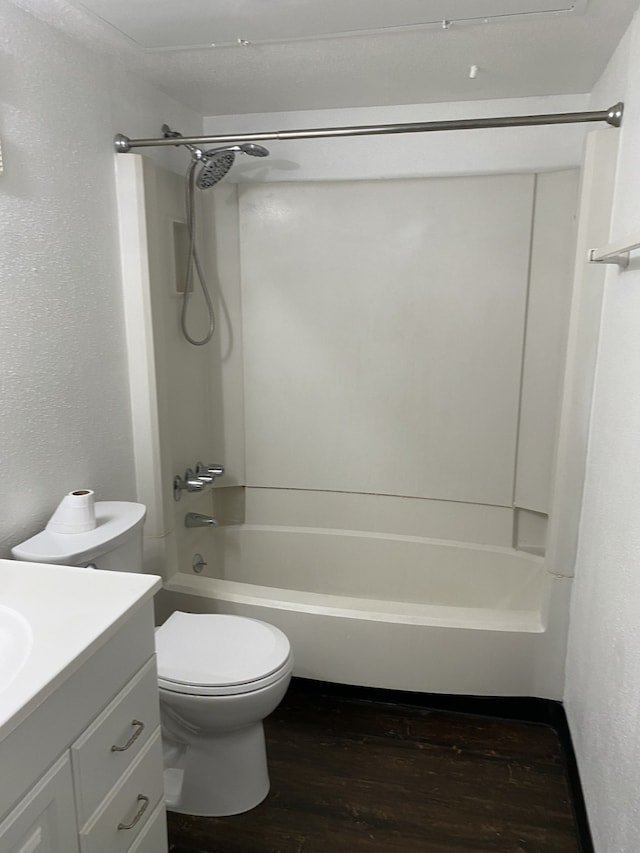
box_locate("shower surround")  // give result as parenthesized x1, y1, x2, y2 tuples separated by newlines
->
(116, 151, 582, 699)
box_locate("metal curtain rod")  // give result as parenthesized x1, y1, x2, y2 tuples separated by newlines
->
(114, 102, 624, 152)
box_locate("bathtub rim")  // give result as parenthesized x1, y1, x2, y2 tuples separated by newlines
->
(163, 572, 551, 633)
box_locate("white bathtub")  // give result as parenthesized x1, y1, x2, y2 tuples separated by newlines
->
(159, 525, 571, 700)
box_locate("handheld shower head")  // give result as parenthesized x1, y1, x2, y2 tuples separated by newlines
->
(238, 143, 270, 157)
(160, 125, 271, 347)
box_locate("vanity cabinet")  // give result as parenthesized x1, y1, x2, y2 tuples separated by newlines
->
(0, 593, 167, 853)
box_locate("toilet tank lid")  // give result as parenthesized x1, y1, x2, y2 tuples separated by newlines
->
(155, 612, 291, 688)
(11, 501, 146, 565)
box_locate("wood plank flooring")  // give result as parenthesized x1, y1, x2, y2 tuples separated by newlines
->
(167, 680, 579, 853)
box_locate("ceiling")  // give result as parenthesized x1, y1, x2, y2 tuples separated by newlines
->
(12, 0, 640, 115)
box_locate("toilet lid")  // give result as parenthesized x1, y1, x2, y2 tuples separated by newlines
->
(155, 612, 291, 690)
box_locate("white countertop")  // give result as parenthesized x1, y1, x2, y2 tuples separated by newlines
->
(0, 559, 161, 742)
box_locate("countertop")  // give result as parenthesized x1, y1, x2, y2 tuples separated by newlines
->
(0, 558, 161, 742)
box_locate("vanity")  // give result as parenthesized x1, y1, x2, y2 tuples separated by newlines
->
(0, 559, 167, 853)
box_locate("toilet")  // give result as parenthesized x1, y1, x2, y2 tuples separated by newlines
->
(11, 500, 294, 817)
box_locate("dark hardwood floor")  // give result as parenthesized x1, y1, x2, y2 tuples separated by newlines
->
(167, 680, 579, 853)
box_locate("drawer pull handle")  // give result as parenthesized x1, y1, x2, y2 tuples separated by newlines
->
(117, 794, 150, 830)
(111, 719, 145, 752)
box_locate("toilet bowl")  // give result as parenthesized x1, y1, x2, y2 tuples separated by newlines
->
(12, 500, 294, 817)
(156, 611, 293, 816)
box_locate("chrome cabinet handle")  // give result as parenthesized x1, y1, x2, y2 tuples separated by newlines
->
(117, 794, 150, 831)
(111, 719, 145, 752)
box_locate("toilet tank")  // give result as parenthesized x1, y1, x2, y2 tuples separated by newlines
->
(11, 501, 146, 573)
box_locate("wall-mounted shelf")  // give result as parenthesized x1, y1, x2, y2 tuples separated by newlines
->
(588, 231, 640, 269)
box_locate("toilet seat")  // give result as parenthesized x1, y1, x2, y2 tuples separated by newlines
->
(155, 612, 293, 697)
(157, 654, 293, 696)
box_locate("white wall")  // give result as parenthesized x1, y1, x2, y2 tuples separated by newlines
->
(564, 8, 640, 852)
(239, 174, 575, 513)
(0, 0, 201, 556)
(544, 128, 620, 578)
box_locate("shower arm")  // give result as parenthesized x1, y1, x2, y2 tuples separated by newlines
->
(114, 102, 623, 153)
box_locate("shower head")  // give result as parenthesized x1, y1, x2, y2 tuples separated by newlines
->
(159, 123, 272, 189)
(196, 150, 236, 189)
(195, 143, 271, 189)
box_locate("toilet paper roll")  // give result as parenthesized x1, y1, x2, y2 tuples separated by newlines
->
(46, 489, 96, 534)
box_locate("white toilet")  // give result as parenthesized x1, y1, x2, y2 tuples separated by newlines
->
(12, 500, 294, 817)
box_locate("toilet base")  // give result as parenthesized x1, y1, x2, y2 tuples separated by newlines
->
(164, 721, 271, 817)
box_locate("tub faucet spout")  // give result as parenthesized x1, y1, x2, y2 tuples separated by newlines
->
(185, 512, 219, 528)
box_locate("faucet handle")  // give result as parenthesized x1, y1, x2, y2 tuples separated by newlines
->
(197, 462, 225, 481)
(195, 462, 215, 483)
(184, 468, 205, 492)
(173, 469, 204, 500)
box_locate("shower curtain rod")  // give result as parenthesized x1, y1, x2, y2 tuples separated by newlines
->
(113, 102, 623, 152)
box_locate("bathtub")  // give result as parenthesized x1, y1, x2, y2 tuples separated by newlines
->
(159, 525, 571, 700)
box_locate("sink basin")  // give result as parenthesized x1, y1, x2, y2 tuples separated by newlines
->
(0, 605, 33, 697)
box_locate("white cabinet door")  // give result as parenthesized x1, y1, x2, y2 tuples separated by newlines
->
(0, 755, 79, 853)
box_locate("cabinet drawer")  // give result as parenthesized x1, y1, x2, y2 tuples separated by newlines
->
(72, 659, 160, 823)
(79, 730, 164, 853)
(127, 802, 168, 853)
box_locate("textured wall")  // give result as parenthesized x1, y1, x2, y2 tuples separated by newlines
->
(0, 1, 200, 555)
(564, 9, 640, 852)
